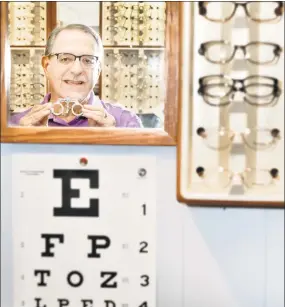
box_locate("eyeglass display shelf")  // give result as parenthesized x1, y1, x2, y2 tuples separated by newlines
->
(101, 1, 166, 48)
(9, 45, 46, 48)
(177, 2, 284, 208)
(9, 46, 47, 114)
(100, 46, 166, 115)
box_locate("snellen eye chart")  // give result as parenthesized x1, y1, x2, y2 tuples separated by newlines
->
(12, 154, 156, 307)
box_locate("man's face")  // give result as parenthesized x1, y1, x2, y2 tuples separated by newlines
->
(42, 29, 101, 102)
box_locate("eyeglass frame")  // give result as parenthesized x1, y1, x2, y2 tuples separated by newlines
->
(198, 74, 282, 107)
(22, 82, 44, 88)
(196, 126, 282, 151)
(198, 1, 284, 23)
(50, 97, 84, 117)
(196, 166, 279, 189)
(198, 41, 283, 65)
(22, 93, 45, 99)
(46, 53, 100, 68)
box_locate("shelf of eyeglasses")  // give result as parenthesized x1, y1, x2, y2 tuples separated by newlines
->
(11, 82, 45, 92)
(198, 41, 283, 66)
(102, 2, 166, 46)
(198, 2, 284, 23)
(11, 51, 46, 82)
(11, 65, 45, 74)
(103, 48, 164, 73)
(8, 2, 46, 20)
(102, 73, 163, 101)
(102, 24, 166, 46)
(11, 70, 45, 83)
(103, 2, 166, 16)
(10, 53, 46, 96)
(8, 2, 46, 46)
(193, 166, 282, 194)
(102, 2, 166, 23)
(11, 72, 45, 83)
(197, 75, 282, 107)
(9, 96, 44, 113)
(102, 71, 163, 86)
(11, 64, 45, 87)
(11, 48, 45, 61)
(195, 126, 282, 152)
(101, 86, 164, 114)
(10, 94, 46, 107)
(103, 24, 166, 47)
(8, 26, 46, 46)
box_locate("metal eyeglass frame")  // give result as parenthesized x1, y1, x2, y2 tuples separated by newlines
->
(196, 126, 281, 151)
(196, 166, 279, 189)
(50, 97, 84, 117)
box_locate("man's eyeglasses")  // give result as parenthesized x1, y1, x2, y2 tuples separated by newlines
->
(47, 53, 100, 68)
(198, 1, 284, 23)
(198, 41, 283, 65)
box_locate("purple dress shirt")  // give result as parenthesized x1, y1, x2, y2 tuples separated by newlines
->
(9, 92, 143, 128)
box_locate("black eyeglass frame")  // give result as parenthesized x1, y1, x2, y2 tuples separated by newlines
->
(198, 75, 282, 107)
(46, 53, 100, 67)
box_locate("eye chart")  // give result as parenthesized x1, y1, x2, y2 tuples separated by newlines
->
(11, 154, 156, 307)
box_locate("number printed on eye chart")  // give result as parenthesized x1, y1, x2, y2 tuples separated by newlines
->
(11, 154, 156, 307)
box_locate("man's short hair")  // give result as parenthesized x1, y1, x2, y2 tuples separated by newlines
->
(44, 24, 104, 61)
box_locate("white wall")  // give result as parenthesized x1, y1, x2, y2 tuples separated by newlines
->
(1, 144, 284, 307)
(57, 2, 100, 27)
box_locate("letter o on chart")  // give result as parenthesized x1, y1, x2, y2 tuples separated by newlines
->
(67, 271, 84, 287)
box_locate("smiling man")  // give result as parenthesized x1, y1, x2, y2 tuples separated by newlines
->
(9, 24, 142, 128)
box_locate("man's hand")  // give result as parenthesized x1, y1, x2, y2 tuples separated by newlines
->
(82, 105, 116, 127)
(19, 103, 52, 126)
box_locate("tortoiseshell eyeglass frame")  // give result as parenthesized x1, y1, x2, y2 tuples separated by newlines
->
(198, 1, 284, 23)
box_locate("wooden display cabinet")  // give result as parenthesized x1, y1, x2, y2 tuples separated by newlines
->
(0, 1, 180, 145)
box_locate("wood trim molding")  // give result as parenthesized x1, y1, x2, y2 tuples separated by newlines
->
(164, 1, 179, 141)
(0, 1, 180, 146)
(46, 2, 57, 37)
(0, 2, 9, 140)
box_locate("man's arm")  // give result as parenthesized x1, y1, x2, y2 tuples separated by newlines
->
(8, 109, 31, 126)
(101, 101, 143, 128)
(117, 110, 143, 128)
(124, 111, 143, 128)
